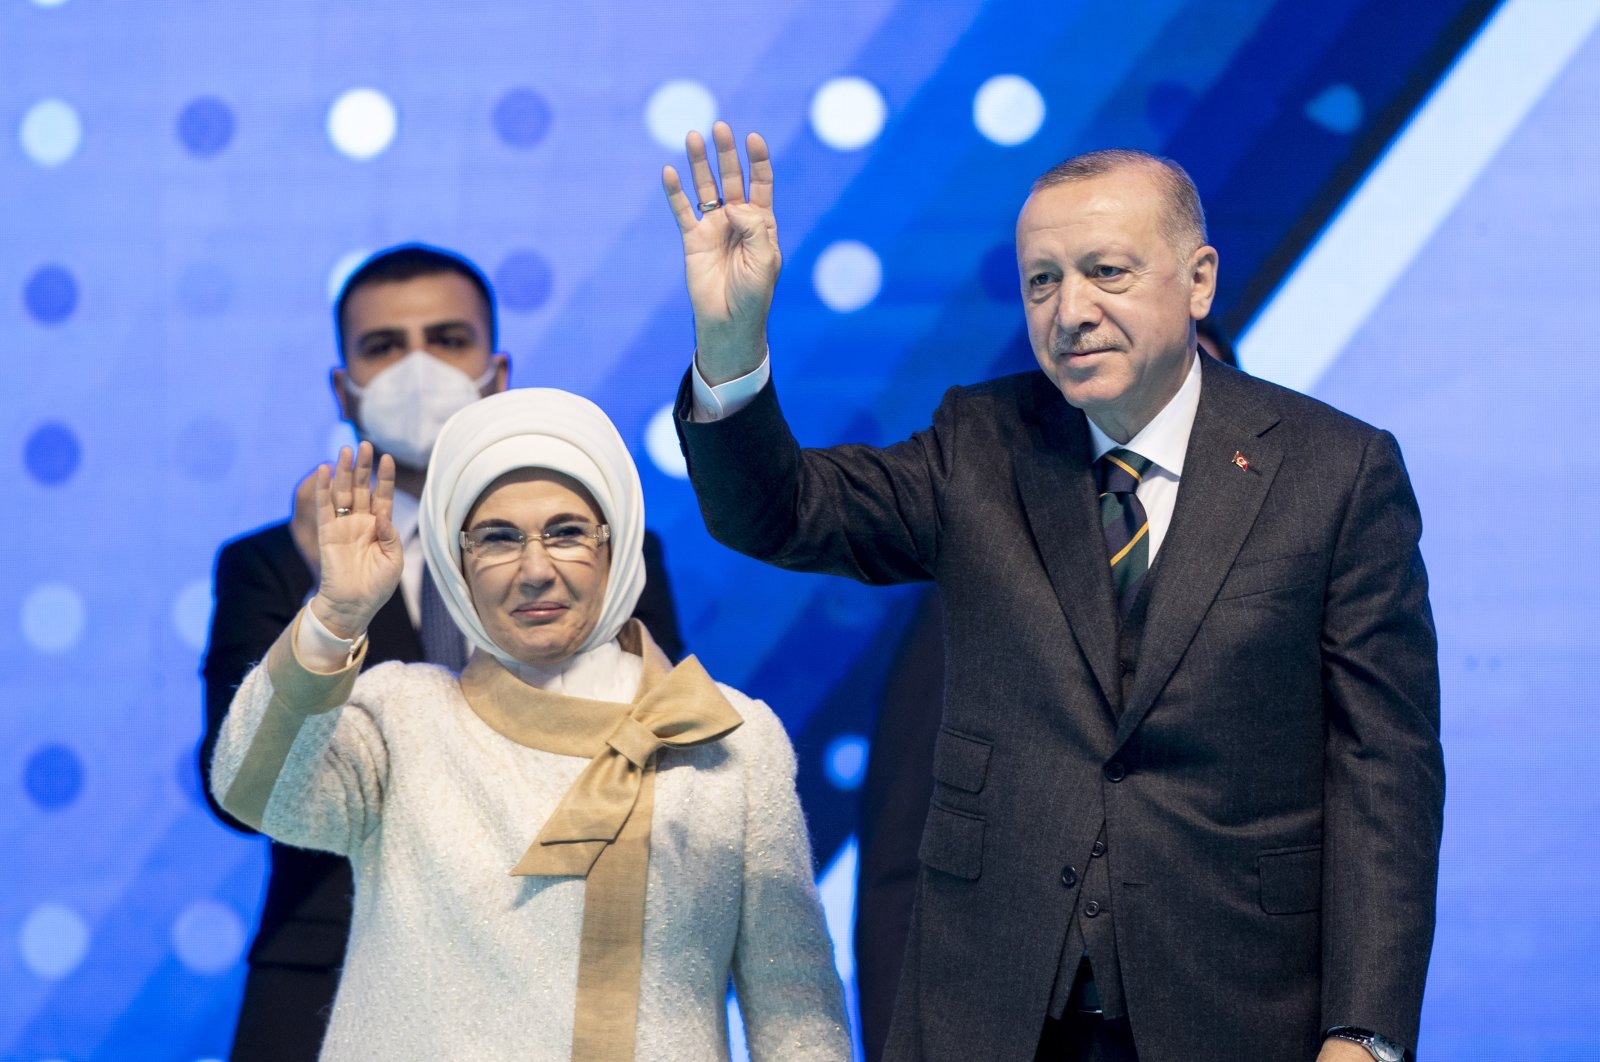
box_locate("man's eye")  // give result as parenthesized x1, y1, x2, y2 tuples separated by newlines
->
(1091, 265, 1126, 280)
(362, 340, 399, 357)
(1028, 273, 1055, 289)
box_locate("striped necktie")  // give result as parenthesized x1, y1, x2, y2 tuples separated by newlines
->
(419, 560, 469, 672)
(1097, 448, 1154, 614)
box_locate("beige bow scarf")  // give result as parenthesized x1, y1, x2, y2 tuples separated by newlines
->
(456, 621, 743, 1062)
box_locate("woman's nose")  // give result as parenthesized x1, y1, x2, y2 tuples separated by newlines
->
(514, 538, 559, 583)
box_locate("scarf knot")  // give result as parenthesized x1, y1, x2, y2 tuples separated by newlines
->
(607, 714, 664, 770)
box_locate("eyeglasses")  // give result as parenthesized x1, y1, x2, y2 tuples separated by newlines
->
(459, 522, 611, 564)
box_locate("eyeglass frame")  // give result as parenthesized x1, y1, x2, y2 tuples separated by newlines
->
(458, 522, 612, 564)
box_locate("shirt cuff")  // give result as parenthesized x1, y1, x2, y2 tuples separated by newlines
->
(689, 353, 771, 422)
(297, 605, 368, 674)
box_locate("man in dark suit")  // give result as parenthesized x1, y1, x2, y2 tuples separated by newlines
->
(200, 244, 683, 1061)
(661, 126, 1442, 1061)
(853, 319, 1243, 1062)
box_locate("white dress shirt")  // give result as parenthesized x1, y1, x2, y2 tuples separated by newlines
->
(689, 356, 770, 422)
(1084, 353, 1203, 564)
(391, 488, 424, 629)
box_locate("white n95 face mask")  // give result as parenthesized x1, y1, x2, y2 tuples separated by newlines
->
(345, 351, 497, 469)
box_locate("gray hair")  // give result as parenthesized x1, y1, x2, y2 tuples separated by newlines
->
(1031, 149, 1207, 256)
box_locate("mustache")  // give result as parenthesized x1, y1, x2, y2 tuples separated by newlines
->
(1051, 334, 1121, 356)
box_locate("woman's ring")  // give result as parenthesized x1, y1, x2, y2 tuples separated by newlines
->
(335, 506, 353, 517)
(698, 198, 724, 212)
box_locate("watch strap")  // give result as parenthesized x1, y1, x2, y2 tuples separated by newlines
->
(1325, 1027, 1409, 1062)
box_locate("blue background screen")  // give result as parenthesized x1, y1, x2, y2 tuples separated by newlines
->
(2, 0, 1594, 1056)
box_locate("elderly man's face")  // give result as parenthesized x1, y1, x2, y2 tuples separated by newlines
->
(1016, 167, 1217, 442)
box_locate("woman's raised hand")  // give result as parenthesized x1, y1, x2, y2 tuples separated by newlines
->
(662, 121, 779, 386)
(308, 442, 402, 640)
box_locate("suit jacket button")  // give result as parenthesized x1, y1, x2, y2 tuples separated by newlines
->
(1103, 761, 1126, 782)
(1061, 866, 1077, 888)
(1083, 900, 1102, 918)
(1090, 840, 1106, 858)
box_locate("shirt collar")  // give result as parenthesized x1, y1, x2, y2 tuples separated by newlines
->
(1087, 352, 1203, 479)
(392, 486, 421, 543)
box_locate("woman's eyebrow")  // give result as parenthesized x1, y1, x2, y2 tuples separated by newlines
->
(466, 513, 597, 532)
(466, 517, 519, 531)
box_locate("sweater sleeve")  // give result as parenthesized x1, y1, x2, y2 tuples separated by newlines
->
(209, 609, 389, 856)
(726, 690, 852, 1061)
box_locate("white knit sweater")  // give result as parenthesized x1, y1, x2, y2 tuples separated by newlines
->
(212, 638, 849, 1061)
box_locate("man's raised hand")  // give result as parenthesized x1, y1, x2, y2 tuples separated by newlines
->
(309, 441, 402, 640)
(289, 465, 324, 580)
(662, 121, 779, 385)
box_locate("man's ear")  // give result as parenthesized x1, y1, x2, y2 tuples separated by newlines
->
(487, 353, 510, 395)
(331, 367, 355, 421)
(1188, 245, 1219, 320)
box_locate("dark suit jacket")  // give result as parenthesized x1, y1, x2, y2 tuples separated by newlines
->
(199, 520, 684, 978)
(855, 587, 942, 1062)
(677, 358, 1444, 1062)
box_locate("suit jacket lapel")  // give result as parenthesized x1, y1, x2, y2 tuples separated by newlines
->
(1013, 377, 1121, 715)
(1114, 361, 1282, 747)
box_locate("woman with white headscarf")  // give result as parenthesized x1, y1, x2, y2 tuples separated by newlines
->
(211, 389, 849, 1062)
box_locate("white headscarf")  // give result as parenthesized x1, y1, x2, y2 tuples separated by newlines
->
(418, 388, 646, 671)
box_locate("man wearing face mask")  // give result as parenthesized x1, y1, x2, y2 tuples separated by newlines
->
(199, 244, 685, 1061)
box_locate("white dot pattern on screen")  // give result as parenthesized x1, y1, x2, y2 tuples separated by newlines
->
(974, 74, 1046, 146)
(810, 77, 888, 151)
(644, 404, 688, 480)
(645, 80, 716, 151)
(171, 901, 246, 974)
(21, 583, 85, 653)
(172, 579, 212, 652)
(19, 99, 82, 167)
(20, 905, 89, 981)
(813, 240, 882, 312)
(327, 88, 398, 160)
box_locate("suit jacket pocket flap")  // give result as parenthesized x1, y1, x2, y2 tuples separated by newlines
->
(1217, 551, 1321, 601)
(919, 801, 985, 880)
(1257, 845, 1322, 914)
(932, 726, 992, 793)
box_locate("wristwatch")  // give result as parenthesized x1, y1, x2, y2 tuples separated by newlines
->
(1326, 1027, 1407, 1062)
